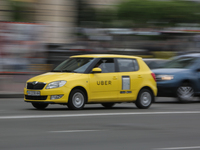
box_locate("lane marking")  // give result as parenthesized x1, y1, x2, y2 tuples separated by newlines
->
(49, 130, 100, 133)
(1, 111, 200, 119)
(155, 146, 200, 150)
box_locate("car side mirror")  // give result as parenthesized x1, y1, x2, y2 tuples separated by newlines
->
(197, 68, 200, 72)
(92, 67, 102, 73)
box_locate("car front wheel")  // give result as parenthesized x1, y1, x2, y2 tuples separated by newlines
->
(68, 89, 86, 110)
(177, 83, 194, 102)
(31, 102, 49, 110)
(135, 89, 153, 109)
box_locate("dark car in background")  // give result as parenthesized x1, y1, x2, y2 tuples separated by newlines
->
(152, 53, 200, 102)
(143, 58, 168, 69)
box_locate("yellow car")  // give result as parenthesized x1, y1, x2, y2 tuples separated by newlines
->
(24, 54, 157, 110)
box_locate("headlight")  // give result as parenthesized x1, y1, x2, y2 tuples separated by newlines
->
(156, 75, 174, 81)
(46, 80, 67, 89)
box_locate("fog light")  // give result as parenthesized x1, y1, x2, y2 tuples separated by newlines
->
(50, 95, 63, 100)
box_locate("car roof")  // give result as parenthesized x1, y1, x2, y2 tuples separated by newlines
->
(70, 54, 141, 59)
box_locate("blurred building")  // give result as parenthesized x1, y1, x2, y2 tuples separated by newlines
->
(0, 0, 11, 21)
(0, 0, 76, 44)
(35, 0, 76, 44)
(0, 0, 122, 44)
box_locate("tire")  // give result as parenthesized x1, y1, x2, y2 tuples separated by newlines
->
(101, 103, 115, 109)
(68, 89, 86, 110)
(31, 102, 49, 110)
(177, 83, 194, 102)
(135, 88, 153, 109)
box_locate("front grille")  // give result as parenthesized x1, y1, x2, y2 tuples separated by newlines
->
(25, 95, 47, 100)
(27, 82, 46, 90)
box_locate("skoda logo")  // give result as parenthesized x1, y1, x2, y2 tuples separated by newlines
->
(32, 81, 38, 85)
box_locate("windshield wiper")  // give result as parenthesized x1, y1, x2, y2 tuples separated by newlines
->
(61, 70, 77, 73)
(50, 70, 72, 72)
(51, 70, 61, 72)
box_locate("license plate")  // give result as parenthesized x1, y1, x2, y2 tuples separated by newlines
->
(27, 91, 40, 96)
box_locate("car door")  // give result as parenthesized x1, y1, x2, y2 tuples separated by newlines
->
(116, 58, 143, 101)
(89, 58, 119, 102)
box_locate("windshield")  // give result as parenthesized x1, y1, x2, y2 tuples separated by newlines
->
(163, 57, 197, 69)
(52, 58, 95, 73)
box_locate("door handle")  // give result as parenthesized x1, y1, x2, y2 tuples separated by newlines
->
(138, 75, 142, 78)
(113, 76, 118, 80)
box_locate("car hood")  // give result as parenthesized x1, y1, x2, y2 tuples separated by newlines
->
(152, 68, 189, 75)
(27, 72, 82, 83)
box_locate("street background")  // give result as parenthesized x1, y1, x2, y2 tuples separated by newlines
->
(1, 97, 200, 150)
(1, 0, 200, 95)
(1, 1, 200, 149)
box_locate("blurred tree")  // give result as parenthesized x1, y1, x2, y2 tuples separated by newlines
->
(117, 0, 200, 27)
(6, 0, 35, 22)
(76, 0, 97, 27)
(76, 0, 118, 28)
(96, 8, 117, 23)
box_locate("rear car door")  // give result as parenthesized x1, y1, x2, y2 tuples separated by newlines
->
(116, 58, 142, 101)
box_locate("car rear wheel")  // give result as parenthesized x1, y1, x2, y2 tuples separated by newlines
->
(68, 89, 86, 110)
(31, 102, 49, 110)
(135, 89, 153, 109)
(101, 103, 115, 109)
(177, 83, 194, 102)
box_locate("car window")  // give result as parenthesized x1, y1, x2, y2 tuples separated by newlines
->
(52, 58, 95, 73)
(117, 58, 139, 72)
(163, 57, 197, 69)
(143, 59, 168, 69)
(93, 58, 115, 73)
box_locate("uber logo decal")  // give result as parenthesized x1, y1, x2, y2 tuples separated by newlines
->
(97, 81, 111, 85)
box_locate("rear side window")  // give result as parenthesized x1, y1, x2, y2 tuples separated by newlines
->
(117, 58, 139, 72)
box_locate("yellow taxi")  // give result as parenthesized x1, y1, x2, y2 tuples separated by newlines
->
(24, 54, 157, 110)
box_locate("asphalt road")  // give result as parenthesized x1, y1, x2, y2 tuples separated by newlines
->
(1, 97, 200, 150)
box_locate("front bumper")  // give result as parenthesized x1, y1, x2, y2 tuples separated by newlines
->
(156, 81, 178, 97)
(24, 86, 71, 104)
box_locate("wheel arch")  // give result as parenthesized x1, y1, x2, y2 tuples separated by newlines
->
(180, 79, 191, 85)
(69, 86, 88, 103)
(177, 79, 195, 102)
(178, 79, 194, 89)
(179, 79, 198, 93)
(138, 86, 155, 102)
